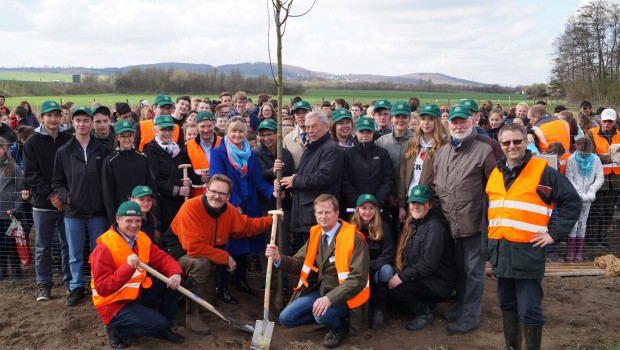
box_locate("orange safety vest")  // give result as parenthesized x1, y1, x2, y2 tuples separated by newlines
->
(590, 126, 620, 175)
(486, 158, 554, 243)
(138, 119, 181, 151)
(294, 221, 370, 309)
(185, 136, 221, 197)
(91, 229, 152, 307)
(531, 119, 570, 153)
(558, 153, 570, 175)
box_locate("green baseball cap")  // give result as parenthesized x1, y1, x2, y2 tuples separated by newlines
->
(332, 108, 352, 123)
(114, 119, 136, 134)
(131, 185, 154, 198)
(258, 119, 277, 131)
(154, 94, 174, 106)
(448, 105, 471, 120)
(374, 99, 392, 111)
(419, 104, 441, 118)
(196, 111, 215, 123)
(390, 101, 411, 116)
(407, 185, 432, 204)
(356, 194, 378, 207)
(72, 106, 93, 118)
(92, 105, 111, 116)
(292, 100, 312, 114)
(154, 115, 175, 128)
(116, 201, 143, 217)
(459, 99, 479, 113)
(40, 100, 62, 114)
(355, 117, 375, 132)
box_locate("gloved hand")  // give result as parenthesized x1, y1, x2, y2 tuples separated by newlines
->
(611, 153, 620, 165)
(586, 190, 597, 202)
(608, 143, 620, 154)
(578, 190, 589, 202)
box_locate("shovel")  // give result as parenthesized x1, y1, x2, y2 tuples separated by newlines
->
(137, 261, 254, 334)
(251, 209, 284, 350)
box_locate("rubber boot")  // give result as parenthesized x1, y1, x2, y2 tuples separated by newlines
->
(186, 297, 211, 335)
(406, 302, 434, 331)
(565, 237, 576, 263)
(370, 284, 389, 330)
(523, 324, 543, 350)
(502, 311, 522, 350)
(574, 238, 585, 263)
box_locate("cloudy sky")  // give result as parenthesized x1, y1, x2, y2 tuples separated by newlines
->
(2, 0, 588, 86)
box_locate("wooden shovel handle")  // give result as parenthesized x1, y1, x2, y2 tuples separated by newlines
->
(263, 211, 282, 317)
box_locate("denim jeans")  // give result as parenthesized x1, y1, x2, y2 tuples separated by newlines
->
(373, 264, 395, 284)
(64, 216, 108, 290)
(34, 209, 70, 287)
(279, 290, 348, 331)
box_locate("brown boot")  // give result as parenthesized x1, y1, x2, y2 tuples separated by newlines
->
(186, 300, 211, 335)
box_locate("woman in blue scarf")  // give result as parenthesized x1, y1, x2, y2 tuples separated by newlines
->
(210, 118, 275, 303)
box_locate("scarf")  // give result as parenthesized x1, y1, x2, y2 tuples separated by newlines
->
(155, 136, 180, 158)
(224, 135, 251, 177)
(573, 152, 594, 178)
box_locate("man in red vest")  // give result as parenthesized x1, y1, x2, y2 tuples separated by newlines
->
(265, 194, 370, 349)
(90, 201, 184, 348)
(484, 123, 579, 350)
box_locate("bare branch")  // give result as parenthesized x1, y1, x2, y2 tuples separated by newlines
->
(289, 0, 316, 17)
(266, 0, 277, 84)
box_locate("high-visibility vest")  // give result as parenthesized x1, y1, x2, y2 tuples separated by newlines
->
(294, 221, 370, 309)
(486, 158, 554, 243)
(558, 153, 570, 175)
(138, 119, 181, 151)
(91, 230, 152, 307)
(591, 126, 620, 175)
(531, 119, 570, 153)
(185, 136, 221, 197)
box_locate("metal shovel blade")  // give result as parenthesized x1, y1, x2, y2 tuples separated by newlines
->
(228, 317, 255, 334)
(250, 319, 275, 350)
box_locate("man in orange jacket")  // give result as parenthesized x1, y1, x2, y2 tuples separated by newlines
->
(90, 201, 184, 349)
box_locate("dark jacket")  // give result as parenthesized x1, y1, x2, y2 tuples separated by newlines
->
(0, 159, 26, 220)
(397, 210, 456, 299)
(92, 127, 116, 150)
(51, 137, 110, 218)
(358, 220, 394, 274)
(26, 112, 40, 128)
(23, 127, 73, 210)
(341, 141, 395, 210)
(291, 133, 344, 233)
(0, 123, 17, 143)
(482, 151, 581, 279)
(252, 143, 295, 210)
(101, 148, 158, 223)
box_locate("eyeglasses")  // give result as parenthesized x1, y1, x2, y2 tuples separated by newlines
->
(208, 188, 229, 197)
(158, 105, 175, 112)
(500, 138, 525, 146)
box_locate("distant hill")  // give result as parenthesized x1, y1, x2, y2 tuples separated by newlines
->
(0, 62, 487, 87)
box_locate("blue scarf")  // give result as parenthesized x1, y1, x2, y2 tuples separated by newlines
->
(224, 135, 251, 178)
(573, 152, 594, 178)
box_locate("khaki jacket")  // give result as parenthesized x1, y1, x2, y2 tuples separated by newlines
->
(283, 127, 305, 169)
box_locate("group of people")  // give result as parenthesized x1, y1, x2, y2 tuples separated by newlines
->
(0, 91, 616, 350)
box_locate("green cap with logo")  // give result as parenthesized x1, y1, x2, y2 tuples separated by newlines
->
(131, 185, 154, 198)
(448, 105, 471, 120)
(116, 201, 143, 217)
(356, 193, 378, 207)
(407, 185, 432, 204)
(292, 100, 312, 114)
(459, 99, 479, 113)
(154, 94, 174, 106)
(419, 103, 441, 118)
(355, 117, 375, 132)
(258, 119, 277, 131)
(374, 99, 392, 111)
(390, 101, 411, 116)
(332, 108, 352, 123)
(40, 100, 62, 114)
(92, 105, 111, 116)
(114, 119, 136, 134)
(154, 115, 175, 128)
(196, 111, 215, 123)
(72, 106, 93, 118)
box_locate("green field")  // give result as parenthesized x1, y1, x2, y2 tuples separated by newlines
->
(0, 71, 74, 83)
(3, 90, 566, 110)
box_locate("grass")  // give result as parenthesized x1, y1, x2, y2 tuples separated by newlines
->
(0, 71, 74, 83)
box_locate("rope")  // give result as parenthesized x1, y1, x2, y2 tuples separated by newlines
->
(593, 254, 620, 277)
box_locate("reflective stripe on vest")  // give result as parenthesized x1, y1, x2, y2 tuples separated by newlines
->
(558, 153, 569, 175)
(531, 119, 570, 153)
(91, 230, 152, 307)
(138, 119, 181, 152)
(591, 127, 620, 175)
(485, 158, 554, 243)
(186, 136, 221, 197)
(294, 221, 370, 309)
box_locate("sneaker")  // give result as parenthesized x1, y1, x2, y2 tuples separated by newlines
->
(36, 284, 51, 301)
(322, 328, 348, 349)
(66, 287, 85, 307)
(447, 319, 479, 334)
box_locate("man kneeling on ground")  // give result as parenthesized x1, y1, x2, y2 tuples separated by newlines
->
(265, 194, 370, 349)
(90, 201, 184, 349)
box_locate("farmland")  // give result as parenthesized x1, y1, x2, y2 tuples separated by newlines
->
(0, 71, 74, 83)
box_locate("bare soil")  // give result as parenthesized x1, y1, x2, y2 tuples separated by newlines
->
(1, 270, 619, 350)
